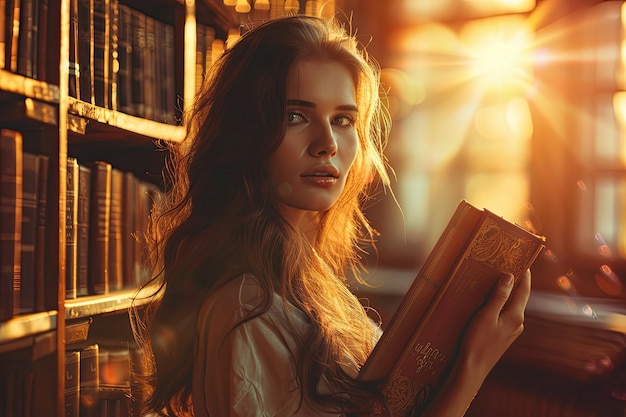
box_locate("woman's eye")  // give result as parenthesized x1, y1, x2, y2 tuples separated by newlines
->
(287, 111, 307, 124)
(333, 115, 355, 127)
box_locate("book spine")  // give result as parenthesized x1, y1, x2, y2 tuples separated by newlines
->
(109, 0, 119, 111)
(19, 152, 38, 313)
(8, 0, 20, 72)
(130, 8, 145, 118)
(0, 129, 22, 321)
(36, 0, 48, 80)
(17, 0, 35, 77)
(66, 157, 79, 300)
(80, 344, 100, 417)
(108, 168, 123, 291)
(77, 164, 91, 296)
(65, 350, 80, 417)
(143, 14, 155, 120)
(116, 4, 132, 114)
(34, 154, 48, 312)
(0, 0, 6, 69)
(163, 21, 176, 123)
(93, 0, 110, 108)
(69, 0, 80, 98)
(77, 0, 93, 103)
(88, 161, 111, 295)
(121, 171, 136, 287)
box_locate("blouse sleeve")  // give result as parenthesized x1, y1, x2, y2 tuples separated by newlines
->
(193, 275, 339, 417)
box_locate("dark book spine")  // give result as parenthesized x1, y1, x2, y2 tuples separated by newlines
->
(93, 0, 110, 108)
(116, 4, 132, 114)
(36, 0, 47, 80)
(87, 161, 111, 294)
(65, 350, 80, 417)
(108, 168, 123, 291)
(121, 172, 136, 287)
(109, 0, 118, 111)
(143, 15, 154, 119)
(69, 0, 80, 98)
(130, 8, 145, 117)
(80, 344, 99, 417)
(77, 164, 91, 296)
(65, 157, 79, 300)
(0, 129, 22, 320)
(17, 0, 36, 78)
(34, 154, 48, 312)
(19, 152, 38, 313)
(78, 0, 93, 103)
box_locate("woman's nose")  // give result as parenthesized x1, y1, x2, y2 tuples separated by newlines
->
(308, 123, 338, 157)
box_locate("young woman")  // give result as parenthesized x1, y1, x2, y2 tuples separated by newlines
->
(134, 15, 531, 417)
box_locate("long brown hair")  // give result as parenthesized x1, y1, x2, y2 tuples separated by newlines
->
(133, 15, 392, 416)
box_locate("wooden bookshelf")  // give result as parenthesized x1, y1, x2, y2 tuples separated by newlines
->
(0, 1, 237, 416)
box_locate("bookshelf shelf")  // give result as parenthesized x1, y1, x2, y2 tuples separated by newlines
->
(68, 98, 186, 142)
(0, 311, 58, 345)
(0, 70, 60, 103)
(65, 284, 160, 320)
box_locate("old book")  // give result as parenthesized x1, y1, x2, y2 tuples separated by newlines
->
(130, 8, 146, 118)
(116, 3, 132, 115)
(66, 157, 79, 300)
(359, 200, 546, 416)
(0, 0, 6, 69)
(34, 153, 48, 312)
(77, 164, 91, 296)
(93, 0, 110, 108)
(80, 344, 100, 417)
(36, 0, 48, 80)
(7, 0, 20, 72)
(19, 152, 39, 314)
(121, 171, 136, 287)
(87, 160, 111, 295)
(65, 350, 80, 417)
(0, 129, 22, 321)
(17, 0, 37, 78)
(69, 0, 80, 98)
(77, 0, 93, 103)
(108, 168, 123, 291)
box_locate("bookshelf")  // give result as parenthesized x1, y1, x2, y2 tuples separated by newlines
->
(0, 0, 239, 416)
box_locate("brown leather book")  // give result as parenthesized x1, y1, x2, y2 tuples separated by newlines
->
(359, 200, 546, 416)
(0, 129, 22, 321)
(87, 160, 111, 295)
(65, 157, 79, 300)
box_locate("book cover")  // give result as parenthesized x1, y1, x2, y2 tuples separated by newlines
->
(69, 0, 80, 98)
(77, 164, 91, 296)
(108, 168, 123, 291)
(116, 3, 132, 115)
(77, 0, 93, 103)
(87, 160, 111, 295)
(66, 157, 79, 300)
(0, 129, 22, 321)
(359, 200, 546, 416)
(65, 350, 80, 417)
(34, 153, 48, 312)
(19, 152, 39, 314)
(121, 171, 137, 288)
(93, 0, 110, 108)
(80, 344, 100, 417)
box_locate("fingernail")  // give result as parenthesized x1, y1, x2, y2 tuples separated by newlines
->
(502, 274, 514, 286)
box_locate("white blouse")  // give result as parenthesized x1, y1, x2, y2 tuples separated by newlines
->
(192, 274, 342, 417)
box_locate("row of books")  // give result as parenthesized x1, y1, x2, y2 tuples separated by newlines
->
(64, 156, 160, 301)
(64, 342, 146, 417)
(69, 0, 178, 124)
(0, 128, 160, 322)
(1, 0, 49, 80)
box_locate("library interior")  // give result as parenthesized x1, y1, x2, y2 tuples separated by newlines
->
(0, 0, 625, 416)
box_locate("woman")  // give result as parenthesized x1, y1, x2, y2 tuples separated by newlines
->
(134, 15, 530, 417)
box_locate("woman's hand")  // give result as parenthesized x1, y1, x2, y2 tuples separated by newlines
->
(419, 270, 532, 417)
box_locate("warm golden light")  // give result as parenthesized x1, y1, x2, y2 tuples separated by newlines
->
(235, 0, 251, 13)
(284, 0, 299, 12)
(254, 0, 270, 10)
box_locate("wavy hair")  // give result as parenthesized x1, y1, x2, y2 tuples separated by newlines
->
(133, 14, 392, 416)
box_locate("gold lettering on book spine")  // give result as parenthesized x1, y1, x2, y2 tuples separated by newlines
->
(469, 218, 534, 276)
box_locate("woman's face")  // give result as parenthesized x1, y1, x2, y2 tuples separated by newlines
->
(268, 58, 359, 228)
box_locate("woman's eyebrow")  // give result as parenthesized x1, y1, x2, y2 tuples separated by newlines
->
(286, 99, 358, 112)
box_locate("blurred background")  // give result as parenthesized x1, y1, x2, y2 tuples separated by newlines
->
(219, 1, 626, 414)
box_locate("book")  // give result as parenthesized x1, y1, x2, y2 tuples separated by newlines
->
(359, 200, 546, 416)
(34, 153, 49, 312)
(108, 168, 123, 291)
(65, 350, 80, 417)
(87, 160, 111, 294)
(77, 0, 93, 103)
(80, 344, 100, 417)
(66, 157, 79, 300)
(69, 0, 80, 98)
(0, 129, 22, 321)
(19, 152, 39, 314)
(77, 164, 91, 296)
